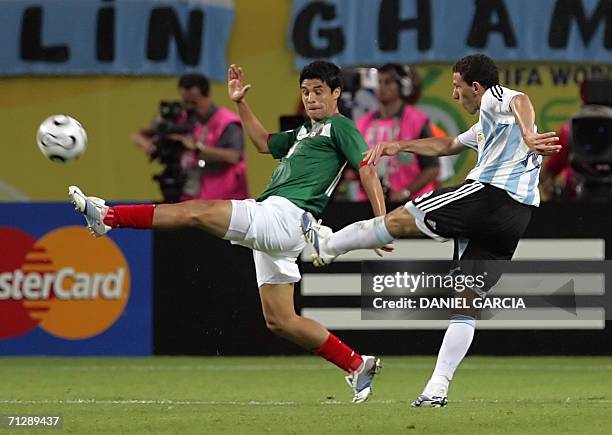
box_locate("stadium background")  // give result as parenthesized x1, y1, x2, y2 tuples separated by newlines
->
(0, 0, 590, 201)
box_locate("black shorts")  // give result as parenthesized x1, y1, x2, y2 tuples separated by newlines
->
(405, 180, 534, 292)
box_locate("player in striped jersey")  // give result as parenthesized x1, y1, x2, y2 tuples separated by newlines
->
(302, 54, 561, 407)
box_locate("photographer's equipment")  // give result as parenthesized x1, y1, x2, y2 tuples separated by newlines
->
(569, 80, 612, 201)
(151, 101, 195, 203)
(159, 101, 183, 121)
(582, 79, 612, 106)
(339, 67, 380, 120)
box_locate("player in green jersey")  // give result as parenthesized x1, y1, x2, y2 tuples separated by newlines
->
(68, 60, 389, 403)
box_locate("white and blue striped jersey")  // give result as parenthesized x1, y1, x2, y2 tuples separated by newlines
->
(457, 85, 542, 206)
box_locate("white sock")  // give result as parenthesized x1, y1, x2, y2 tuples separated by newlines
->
(325, 216, 394, 256)
(424, 315, 475, 396)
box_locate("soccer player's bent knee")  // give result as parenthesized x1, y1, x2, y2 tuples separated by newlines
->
(264, 316, 287, 335)
(385, 210, 414, 237)
(264, 315, 297, 336)
(264, 321, 282, 336)
(384, 214, 401, 236)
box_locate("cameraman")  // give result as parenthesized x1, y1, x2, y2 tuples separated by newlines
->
(132, 74, 249, 202)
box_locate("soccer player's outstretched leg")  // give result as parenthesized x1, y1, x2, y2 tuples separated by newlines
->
(305, 54, 561, 406)
(69, 61, 389, 403)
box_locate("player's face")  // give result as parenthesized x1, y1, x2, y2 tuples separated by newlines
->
(376, 71, 401, 104)
(300, 79, 340, 122)
(452, 72, 480, 115)
(179, 87, 211, 118)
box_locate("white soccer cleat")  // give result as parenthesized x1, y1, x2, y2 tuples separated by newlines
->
(411, 382, 449, 408)
(411, 394, 448, 408)
(345, 355, 382, 403)
(68, 185, 111, 237)
(300, 212, 336, 267)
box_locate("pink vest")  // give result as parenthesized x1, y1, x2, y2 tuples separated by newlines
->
(182, 107, 249, 200)
(356, 105, 434, 200)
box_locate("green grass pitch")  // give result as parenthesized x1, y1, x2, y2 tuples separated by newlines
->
(1, 356, 611, 434)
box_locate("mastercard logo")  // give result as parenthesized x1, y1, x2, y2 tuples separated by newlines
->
(0, 226, 130, 340)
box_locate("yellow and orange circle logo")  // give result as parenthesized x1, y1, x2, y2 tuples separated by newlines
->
(0, 226, 130, 340)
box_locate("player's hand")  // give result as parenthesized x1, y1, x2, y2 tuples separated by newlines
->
(363, 142, 401, 166)
(373, 243, 394, 257)
(228, 64, 252, 103)
(523, 131, 561, 156)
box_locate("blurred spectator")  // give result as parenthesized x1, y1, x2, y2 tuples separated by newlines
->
(132, 74, 249, 202)
(342, 64, 440, 202)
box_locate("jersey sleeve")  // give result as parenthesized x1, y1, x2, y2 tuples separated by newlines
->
(500, 88, 524, 114)
(331, 117, 369, 170)
(484, 86, 524, 115)
(267, 128, 298, 159)
(457, 123, 479, 151)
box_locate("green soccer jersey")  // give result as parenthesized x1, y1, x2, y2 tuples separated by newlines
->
(258, 114, 368, 216)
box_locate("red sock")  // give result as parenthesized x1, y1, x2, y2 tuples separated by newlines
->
(103, 205, 155, 229)
(315, 333, 363, 372)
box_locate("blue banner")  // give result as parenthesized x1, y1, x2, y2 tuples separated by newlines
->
(289, 0, 612, 68)
(0, 203, 152, 356)
(0, 0, 234, 80)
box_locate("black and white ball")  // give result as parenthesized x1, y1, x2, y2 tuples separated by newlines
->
(36, 115, 87, 163)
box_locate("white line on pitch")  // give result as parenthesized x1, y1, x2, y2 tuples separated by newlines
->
(0, 399, 399, 406)
(0, 399, 298, 406)
(2, 363, 612, 372)
(0, 398, 609, 406)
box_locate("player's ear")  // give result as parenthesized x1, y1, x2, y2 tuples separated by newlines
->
(332, 87, 341, 100)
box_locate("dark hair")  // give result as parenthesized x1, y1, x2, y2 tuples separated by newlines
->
(178, 73, 210, 97)
(452, 54, 499, 89)
(378, 63, 422, 104)
(299, 60, 343, 93)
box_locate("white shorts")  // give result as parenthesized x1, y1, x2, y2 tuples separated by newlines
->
(225, 196, 306, 287)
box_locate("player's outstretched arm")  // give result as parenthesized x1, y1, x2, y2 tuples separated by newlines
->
(359, 164, 386, 217)
(511, 94, 561, 156)
(228, 64, 270, 154)
(359, 164, 394, 256)
(364, 137, 464, 165)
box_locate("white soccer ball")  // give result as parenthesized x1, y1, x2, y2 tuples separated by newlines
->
(36, 115, 87, 163)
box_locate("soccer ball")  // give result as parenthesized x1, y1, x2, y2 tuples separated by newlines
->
(36, 115, 87, 163)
